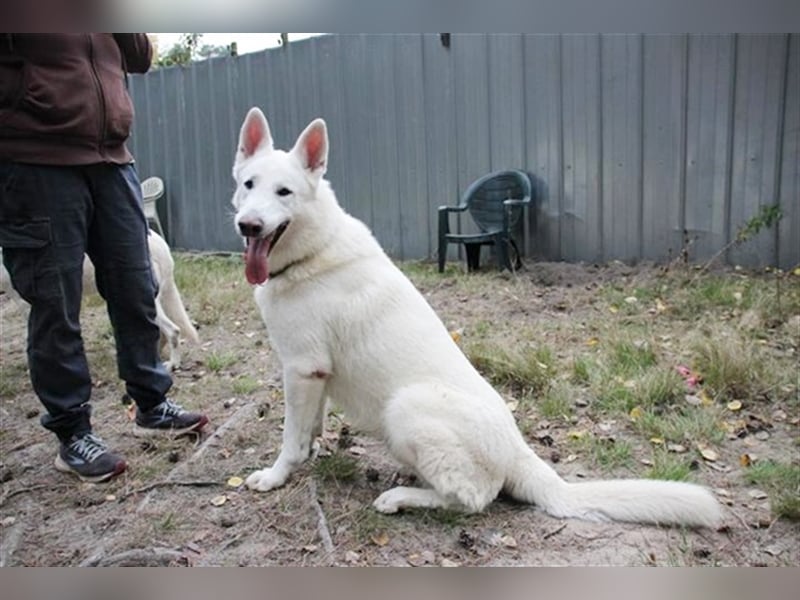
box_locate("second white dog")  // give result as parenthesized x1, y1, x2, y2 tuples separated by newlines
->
(1, 230, 198, 371)
(231, 107, 721, 528)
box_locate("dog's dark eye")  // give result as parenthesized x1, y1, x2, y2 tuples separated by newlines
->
(244, 179, 254, 190)
(276, 187, 292, 197)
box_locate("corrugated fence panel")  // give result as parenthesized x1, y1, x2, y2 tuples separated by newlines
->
(778, 34, 800, 269)
(684, 34, 736, 262)
(523, 34, 562, 260)
(453, 34, 491, 244)
(601, 34, 643, 262)
(127, 34, 798, 268)
(394, 35, 430, 260)
(337, 35, 374, 231)
(561, 34, 603, 262)
(366, 36, 402, 257)
(422, 34, 459, 261)
(728, 34, 788, 267)
(641, 35, 687, 262)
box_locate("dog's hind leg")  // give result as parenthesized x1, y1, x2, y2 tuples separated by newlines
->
(375, 384, 504, 514)
(154, 294, 181, 371)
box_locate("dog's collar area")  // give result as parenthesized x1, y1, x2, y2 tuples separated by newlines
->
(268, 253, 313, 280)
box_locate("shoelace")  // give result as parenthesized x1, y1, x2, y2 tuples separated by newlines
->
(69, 433, 108, 463)
(157, 400, 185, 418)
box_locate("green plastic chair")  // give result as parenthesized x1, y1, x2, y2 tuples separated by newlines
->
(438, 169, 532, 272)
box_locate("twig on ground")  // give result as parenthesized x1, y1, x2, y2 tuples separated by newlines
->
(543, 523, 568, 540)
(0, 483, 71, 508)
(81, 546, 187, 567)
(117, 479, 223, 502)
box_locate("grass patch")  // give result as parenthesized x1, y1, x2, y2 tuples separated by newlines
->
(690, 334, 767, 401)
(466, 342, 554, 395)
(743, 461, 800, 521)
(644, 449, 693, 482)
(571, 356, 594, 385)
(634, 406, 726, 445)
(635, 367, 685, 409)
(609, 339, 657, 376)
(313, 451, 360, 484)
(232, 375, 260, 395)
(572, 436, 634, 473)
(174, 254, 249, 326)
(206, 351, 238, 373)
(537, 382, 575, 421)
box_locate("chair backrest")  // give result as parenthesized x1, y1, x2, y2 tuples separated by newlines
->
(141, 176, 164, 201)
(463, 170, 531, 233)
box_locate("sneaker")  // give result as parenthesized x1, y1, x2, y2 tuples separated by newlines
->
(54, 432, 127, 483)
(134, 399, 208, 437)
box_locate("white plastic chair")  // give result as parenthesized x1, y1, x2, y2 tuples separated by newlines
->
(140, 176, 165, 238)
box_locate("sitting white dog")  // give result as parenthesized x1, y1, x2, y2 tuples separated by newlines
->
(231, 107, 721, 528)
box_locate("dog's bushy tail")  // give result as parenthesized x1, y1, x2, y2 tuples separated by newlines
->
(506, 448, 721, 528)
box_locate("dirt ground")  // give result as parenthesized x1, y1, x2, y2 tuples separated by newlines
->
(0, 258, 798, 566)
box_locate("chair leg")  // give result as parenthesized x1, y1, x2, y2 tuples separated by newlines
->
(496, 237, 510, 271)
(438, 238, 448, 273)
(465, 244, 481, 272)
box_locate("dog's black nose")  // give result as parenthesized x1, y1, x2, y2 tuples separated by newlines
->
(238, 220, 263, 237)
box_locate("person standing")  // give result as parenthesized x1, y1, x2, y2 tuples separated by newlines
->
(0, 33, 208, 482)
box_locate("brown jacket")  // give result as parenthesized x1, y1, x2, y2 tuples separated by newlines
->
(0, 33, 152, 165)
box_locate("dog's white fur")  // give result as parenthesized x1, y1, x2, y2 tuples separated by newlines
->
(0, 230, 198, 370)
(232, 107, 722, 528)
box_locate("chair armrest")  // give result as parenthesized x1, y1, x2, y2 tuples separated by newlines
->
(438, 204, 469, 213)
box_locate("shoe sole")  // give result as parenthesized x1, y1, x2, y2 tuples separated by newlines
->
(54, 455, 127, 483)
(132, 415, 209, 438)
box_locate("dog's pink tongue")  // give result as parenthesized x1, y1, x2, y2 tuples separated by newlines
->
(245, 237, 270, 284)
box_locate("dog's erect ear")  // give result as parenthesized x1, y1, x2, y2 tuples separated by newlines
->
(236, 107, 273, 164)
(291, 118, 328, 179)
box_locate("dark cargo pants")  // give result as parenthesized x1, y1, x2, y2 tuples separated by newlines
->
(0, 162, 171, 441)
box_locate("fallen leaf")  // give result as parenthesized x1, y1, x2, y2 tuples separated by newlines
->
(440, 558, 460, 567)
(347, 446, 366, 456)
(699, 389, 713, 406)
(748, 489, 768, 500)
(450, 329, 462, 344)
(586, 337, 600, 347)
(210, 494, 228, 507)
(739, 453, 752, 467)
(654, 299, 667, 313)
(227, 476, 244, 488)
(370, 531, 390, 547)
(666, 443, 686, 453)
(727, 400, 742, 412)
(105, 494, 117, 502)
(499, 534, 518, 549)
(696, 444, 719, 462)
(609, 306, 619, 314)
(629, 406, 643, 421)
(506, 400, 519, 412)
(649, 437, 665, 446)
(565, 454, 578, 463)
(345, 551, 360, 564)
(302, 544, 318, 553)
(567, 430, 588, 440)
(624, 296, 638, 304)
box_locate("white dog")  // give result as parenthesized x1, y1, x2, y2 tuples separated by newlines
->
(0, 230, 198, 371)
(232, 107, 721, 528)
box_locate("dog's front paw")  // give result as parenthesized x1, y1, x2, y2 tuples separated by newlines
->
(245, 468, 286, 492)
(373, 489, 403, 514)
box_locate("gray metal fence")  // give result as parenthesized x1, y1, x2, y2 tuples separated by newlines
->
(127, 34, 799, 268)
